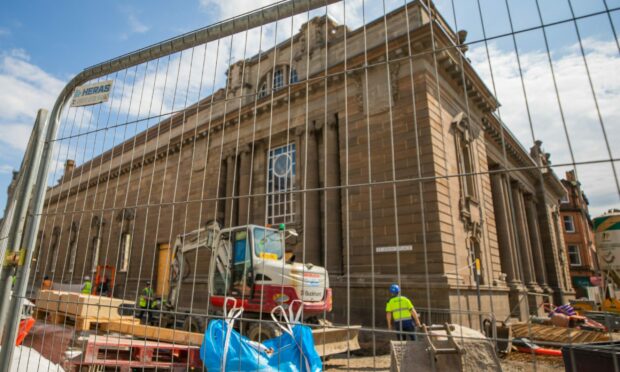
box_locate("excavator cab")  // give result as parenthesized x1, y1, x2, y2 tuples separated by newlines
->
(211, 227, 254, 298)
(209, 225, 285, 300)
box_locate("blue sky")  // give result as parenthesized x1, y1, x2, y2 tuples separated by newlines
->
(0, 0, 619, 217)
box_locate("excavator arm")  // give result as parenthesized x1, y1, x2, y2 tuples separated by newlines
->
(166, 220, 223, 310)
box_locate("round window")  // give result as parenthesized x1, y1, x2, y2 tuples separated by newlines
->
(273, 153, 292, 178)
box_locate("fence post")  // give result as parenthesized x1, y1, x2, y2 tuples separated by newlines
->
(0, 109, 49, 369)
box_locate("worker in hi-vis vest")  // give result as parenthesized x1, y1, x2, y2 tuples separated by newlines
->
(138, 281, 155, 324)
(81, 276, 92, 294)
(386, 283, 421, 341)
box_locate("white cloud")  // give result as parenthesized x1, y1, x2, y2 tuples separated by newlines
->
(199, 0, 279, 20)
(0, 49, 65, 151)
(118, 7, 150, 40)
(0, 124, 35, 151)
(127, 14, 149, 34)
(0, 28, 9, 37)
(0, 165, 14, 174)
(469, 38, 620, 216)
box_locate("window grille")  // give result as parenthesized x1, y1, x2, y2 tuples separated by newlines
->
(289, 68, 298, 84)
(273, 68, 284, 91)
(267, 143, 296, 224)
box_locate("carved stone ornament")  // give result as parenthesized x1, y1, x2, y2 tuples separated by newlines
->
(350, 70, 363, 111)
(389, 62, 401, 104)
(451, 112, 480, 143)
(117, 208, 136, 222)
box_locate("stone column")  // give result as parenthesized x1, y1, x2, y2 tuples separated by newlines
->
(510, 183, 537, 289)
(224, 154, 238, 228)
(216, 157, 227, 223)
(502, 177, 523, 284)
(551, 210, 571, 292)
(490, 172, 520, 286)
(322, 118, 343, 274)
(237, 145, 252, 225)
(537, 202, 564, 299)
(302, 122, 322, 266)
(252, 140, 266, 224)
(524, 195, 551, 293)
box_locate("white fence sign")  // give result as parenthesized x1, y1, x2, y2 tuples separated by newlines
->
(70, 80, 113, 107)
(376, 245, 413, 253)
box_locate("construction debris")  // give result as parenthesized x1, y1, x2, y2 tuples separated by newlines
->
(512, 323, 616, 345)
(512, 338, 562, 357)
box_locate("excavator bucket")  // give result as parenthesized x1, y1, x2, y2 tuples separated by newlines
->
(312, 325, 361, 357)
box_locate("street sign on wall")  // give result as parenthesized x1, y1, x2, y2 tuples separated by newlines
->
(70, 80, 113, 107)
(376, 245, 413, 253)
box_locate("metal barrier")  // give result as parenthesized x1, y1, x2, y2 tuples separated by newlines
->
(1, 0, 619, 371)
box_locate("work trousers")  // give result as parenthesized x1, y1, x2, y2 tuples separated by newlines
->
(393, 319, 416, 341)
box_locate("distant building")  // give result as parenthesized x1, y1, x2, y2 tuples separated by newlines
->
(560, 170, 599, 298)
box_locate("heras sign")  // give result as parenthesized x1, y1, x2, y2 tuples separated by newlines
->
(70, 80, 114, 107)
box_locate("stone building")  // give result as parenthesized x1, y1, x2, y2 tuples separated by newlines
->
(32, 1, 573, 330)
(560, 170, 599, 299)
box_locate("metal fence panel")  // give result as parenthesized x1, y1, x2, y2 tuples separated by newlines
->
(2, 0, 620, 371)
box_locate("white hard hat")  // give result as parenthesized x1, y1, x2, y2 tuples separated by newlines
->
(84, 276, 91, 280)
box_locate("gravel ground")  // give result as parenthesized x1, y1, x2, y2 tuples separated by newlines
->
(324, 351, 565, 371)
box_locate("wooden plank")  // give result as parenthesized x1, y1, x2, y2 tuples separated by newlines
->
(35, 290, 62, 311)
(56, 292, 133, 320)
(104, 321, 204, 346)
(511, 323, 611, 345)
(98, 316, 141, 331)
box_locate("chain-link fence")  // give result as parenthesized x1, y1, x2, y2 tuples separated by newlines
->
(1, 0, 619, 371)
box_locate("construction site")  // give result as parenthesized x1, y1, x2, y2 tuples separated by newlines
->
(0, 0, 619, 371)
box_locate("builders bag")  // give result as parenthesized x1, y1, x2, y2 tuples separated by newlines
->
(200, 299, 322, 372)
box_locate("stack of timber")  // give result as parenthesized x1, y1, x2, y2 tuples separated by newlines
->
(512, 323, 619, 345)
(34, 289, 137, 331)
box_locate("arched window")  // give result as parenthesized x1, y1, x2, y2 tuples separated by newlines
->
(289, 68, 298, 84)
(258, 81, 267, 98)
(273, 68, 284, 91)
(267, 143, 296, 224)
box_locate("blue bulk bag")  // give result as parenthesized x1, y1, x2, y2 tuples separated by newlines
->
(200, 301, 322, 372)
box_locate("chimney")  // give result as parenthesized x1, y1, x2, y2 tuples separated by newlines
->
(457, 30, 469, 53)
(566, 170, 576, 182)
(64, 159, 75, 178)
